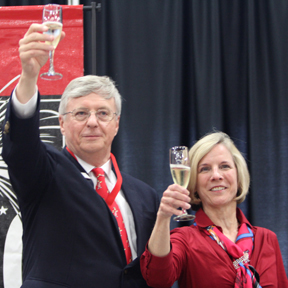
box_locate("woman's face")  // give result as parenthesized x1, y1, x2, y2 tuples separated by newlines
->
(196, 144, 238, 211)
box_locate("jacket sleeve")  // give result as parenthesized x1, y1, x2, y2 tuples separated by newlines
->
(2, 91, 53, 204)
(140, 244, 176, 288)
(273, 234, 288, 286)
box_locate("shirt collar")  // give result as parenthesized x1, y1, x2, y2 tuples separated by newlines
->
(195, 207, 252, 230)
(76, 156, 112, 181)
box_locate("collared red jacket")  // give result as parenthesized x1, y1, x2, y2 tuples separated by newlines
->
(141, 208, 288, 287)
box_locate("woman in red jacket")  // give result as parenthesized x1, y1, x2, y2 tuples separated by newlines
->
(141, 131, 288, 288)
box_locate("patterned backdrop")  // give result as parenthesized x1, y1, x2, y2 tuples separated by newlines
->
(0, 5, 83, 287)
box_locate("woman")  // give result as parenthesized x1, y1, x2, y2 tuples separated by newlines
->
(140, 132, 288, 287)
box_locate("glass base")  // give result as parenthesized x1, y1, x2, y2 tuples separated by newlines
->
(40, 71, 62, 80)
(173, 214, 195, 222)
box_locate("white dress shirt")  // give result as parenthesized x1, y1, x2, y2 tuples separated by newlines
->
(11, 87, 137, 260)
(77, 157, 137, 260)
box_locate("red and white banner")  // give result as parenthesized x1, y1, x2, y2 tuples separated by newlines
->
(0, 5, 84, 288)
(0, 5, 83, 96)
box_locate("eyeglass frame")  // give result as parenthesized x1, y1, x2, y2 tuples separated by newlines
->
(62, 107, 118, 122)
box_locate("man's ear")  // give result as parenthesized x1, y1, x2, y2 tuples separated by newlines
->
(59, 115, 65, 135)
(115, 115, 120, 136)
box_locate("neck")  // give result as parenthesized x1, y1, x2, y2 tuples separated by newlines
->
(203, 205, 239, 242)
(85, 154, 111, 167)
(66, 146, 111, 167)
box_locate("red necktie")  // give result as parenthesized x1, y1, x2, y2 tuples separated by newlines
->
(92, 167, 132, 264)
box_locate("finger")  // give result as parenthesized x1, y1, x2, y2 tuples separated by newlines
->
(158, 200, 191, 218)
(169, 184, 190, 195)
(20, 23, 54, 47)
(19, 32, 54, 48)
(161, 189, 191, 209)
(162, 196, 191, 211)
(20, 49, 49, 63)
(60, 31, 66, 40)
(19, 41, 54, 54)
(24, 23, 48, 37)
(158, 202, 179, 218)
(163, 190, 191, 202)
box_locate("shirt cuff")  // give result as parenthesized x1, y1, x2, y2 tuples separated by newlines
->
(140, 243, 174, 287)
(141, 242, 173, 272)
(11, 84, 38, 118)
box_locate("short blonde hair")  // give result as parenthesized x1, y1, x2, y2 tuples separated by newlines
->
(187, 132, 250, 207)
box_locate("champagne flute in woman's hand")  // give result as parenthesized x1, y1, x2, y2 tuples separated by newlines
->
(40, 4, 63, 80)
(170, 146, 195, 221)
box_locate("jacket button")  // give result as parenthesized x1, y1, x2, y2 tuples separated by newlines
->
(4, 121, 10, 134)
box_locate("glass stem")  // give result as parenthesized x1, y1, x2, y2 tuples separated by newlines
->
(48, 50, 55, 75)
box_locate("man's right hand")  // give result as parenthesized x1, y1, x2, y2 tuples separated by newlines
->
(19, 23, 54, 79)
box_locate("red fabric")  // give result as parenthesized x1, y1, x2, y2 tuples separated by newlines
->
(0, 5, 83, 97)
(66, 147, 132, 263)
(66, 147, 123, 207)
(106, 153, 123, 206)
(92, 167, 132, 264)
(206, 224, 255, 287)
(140, 208, 288, 288)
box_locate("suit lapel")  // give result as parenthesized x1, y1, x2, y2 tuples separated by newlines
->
(62, 147, 94, 188)
(120, 175, 145, 257)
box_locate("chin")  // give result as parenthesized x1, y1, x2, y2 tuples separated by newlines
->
(81, 142, 103, 151)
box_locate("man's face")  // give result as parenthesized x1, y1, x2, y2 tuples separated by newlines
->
(59, 93, 120, 165)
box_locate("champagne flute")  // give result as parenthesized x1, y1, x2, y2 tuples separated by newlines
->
(170, 146, 195, 221)
(40, 4, 63, 80)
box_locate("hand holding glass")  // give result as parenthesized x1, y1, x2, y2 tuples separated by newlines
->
(40, 4, 63, 80)
(170, 146, 195, 221)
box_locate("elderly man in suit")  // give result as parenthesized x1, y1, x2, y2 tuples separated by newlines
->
(2, 23, 159, 288)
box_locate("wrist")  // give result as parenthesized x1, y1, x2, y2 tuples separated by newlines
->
(16, 72, 38, 104)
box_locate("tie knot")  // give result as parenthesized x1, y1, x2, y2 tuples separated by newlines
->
(92, 167, 105, 178)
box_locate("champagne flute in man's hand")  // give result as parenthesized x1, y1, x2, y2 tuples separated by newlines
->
(170, 146, 195, 221)
(40, 4, 63, 80)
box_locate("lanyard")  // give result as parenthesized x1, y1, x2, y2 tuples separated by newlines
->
(66, 147, 123, 206)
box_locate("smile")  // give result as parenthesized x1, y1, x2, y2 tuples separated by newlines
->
(210, 186, 226, 191)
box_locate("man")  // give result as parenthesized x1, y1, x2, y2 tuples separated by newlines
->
(2, 24, 159, 288)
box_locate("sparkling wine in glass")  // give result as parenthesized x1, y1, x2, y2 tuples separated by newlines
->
(170, 146, 195, 222)
(40, 4, 63, 80)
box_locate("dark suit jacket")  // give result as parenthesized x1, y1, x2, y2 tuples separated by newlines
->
(2, 93, 160, 288)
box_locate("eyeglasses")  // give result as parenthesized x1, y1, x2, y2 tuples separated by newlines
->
(63, 108, 117, 122)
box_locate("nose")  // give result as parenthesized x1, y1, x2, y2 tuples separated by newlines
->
(86, 112, 99, 127)
(210, 168, 223, 180)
